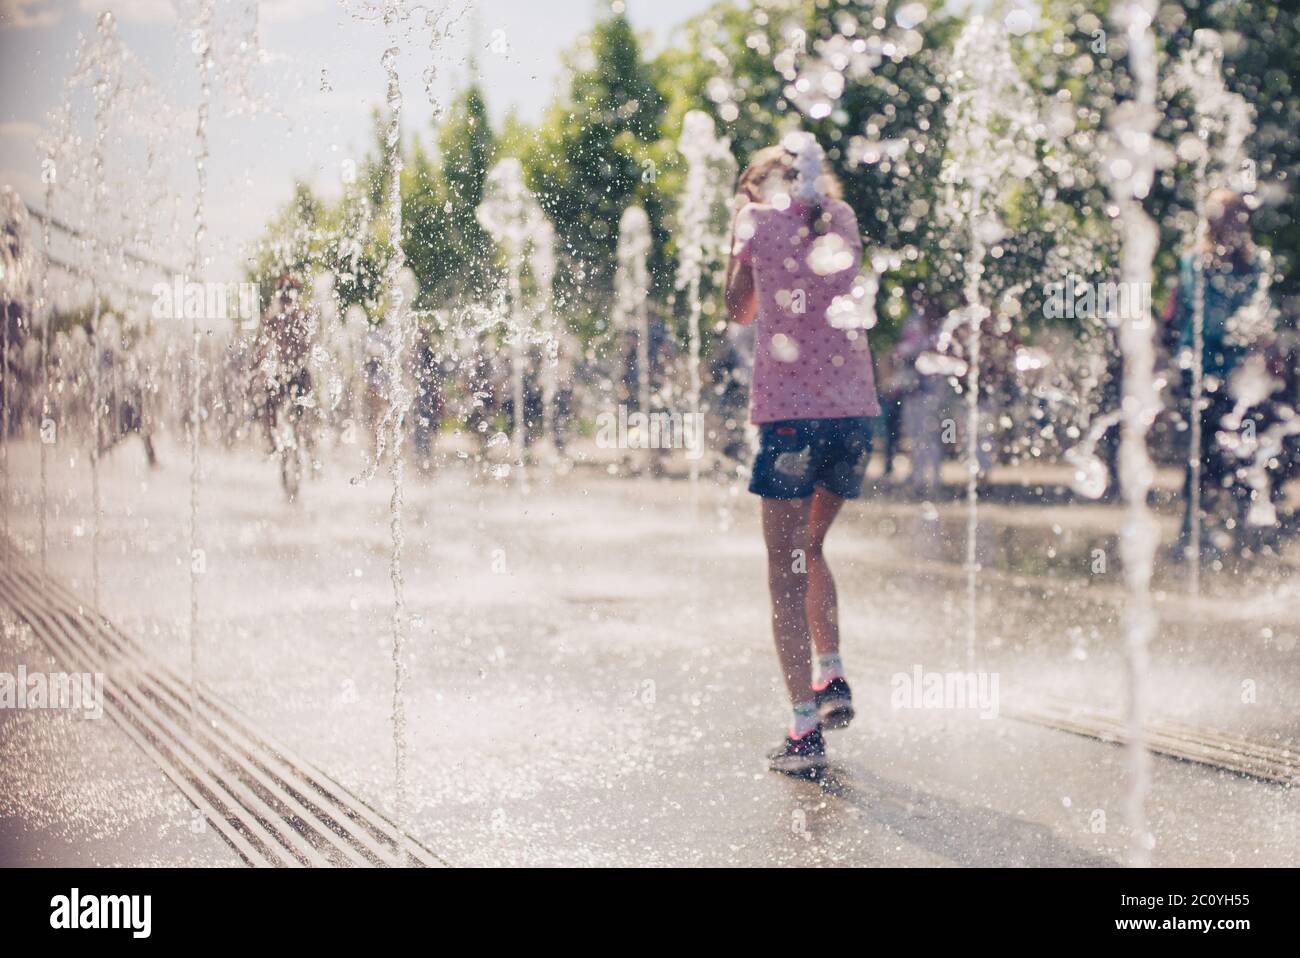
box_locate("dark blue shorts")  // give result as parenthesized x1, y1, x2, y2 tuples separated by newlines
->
(748, 417, 874, 500)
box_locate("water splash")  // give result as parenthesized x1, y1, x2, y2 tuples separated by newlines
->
(1166, 29, 1257, 593)
(476, 157, 558, 479)
(1104, 0, 1162, 869)
(36, 109, 69, 578)
(938, 16, 1040, 669)
(1218, 351, 1290, 528)
(185, 0, 215, 714)
(80, 11, 132, 611)
(0, 188, 33, 541)
(380, 31, 413, 863)
(342, 0, 467, 863)
(783, 5, 926, 124)
(1064, 409, 1122, 500)
(532, 217, 558, 462)
(675, 110, 735, 503)
(614, 206, 652, 470)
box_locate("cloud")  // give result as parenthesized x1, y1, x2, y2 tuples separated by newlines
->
(77, 0, 176, 24)
(0, 0, 61, 29)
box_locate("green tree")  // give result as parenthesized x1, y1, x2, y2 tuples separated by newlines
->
(435, 82, 497, 302)
(524, 12, 666, 336)
(401, 134, 452, 310)
(1160, 0, 1300, 306)
(655, 0, 961, 349)
(246, 180, 326, 309)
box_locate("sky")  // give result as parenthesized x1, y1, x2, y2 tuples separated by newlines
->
(0, 0, 717, 286)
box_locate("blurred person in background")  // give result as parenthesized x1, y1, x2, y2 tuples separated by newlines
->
(1163, 189, 1271, 558)
(894, 288, 946, 499)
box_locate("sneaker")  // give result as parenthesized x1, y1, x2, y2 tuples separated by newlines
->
(814, 677, 854, 730)
(767, 727, 827, 776)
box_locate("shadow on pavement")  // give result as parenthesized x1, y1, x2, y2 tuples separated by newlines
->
(815, 765, 1120, 868)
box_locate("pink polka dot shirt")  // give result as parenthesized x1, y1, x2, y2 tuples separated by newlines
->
(732, 198, 880, 425)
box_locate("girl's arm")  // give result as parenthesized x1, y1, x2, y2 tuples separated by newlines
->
(725, 251, 757, 325)
(725, 198, 758, 325)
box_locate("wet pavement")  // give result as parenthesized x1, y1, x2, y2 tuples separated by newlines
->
(1, 435, 1298, 866)
(0, 626, 240, 866)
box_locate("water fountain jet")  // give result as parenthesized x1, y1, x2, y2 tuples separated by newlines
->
(675, 110, 735, 508)
(937, 15, 1039, 669)
(614, 205, 652, 472)
(1104, 0, 1163, 869)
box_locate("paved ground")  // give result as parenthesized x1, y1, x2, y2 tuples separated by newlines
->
(0, 628, 240, 866)
(2, 434, 1298, 866)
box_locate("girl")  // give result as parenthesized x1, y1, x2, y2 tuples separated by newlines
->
(725, 133, 880, 775)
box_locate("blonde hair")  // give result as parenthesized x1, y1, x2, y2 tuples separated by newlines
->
(742, 141, 842, 235)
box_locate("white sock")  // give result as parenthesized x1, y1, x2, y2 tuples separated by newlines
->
(816, 653, 845, 688)
(790, 700, 819, 739)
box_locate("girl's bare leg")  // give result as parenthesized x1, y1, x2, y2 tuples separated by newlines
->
(761, 496, 813, 703)
(806, 486, 845, 657)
